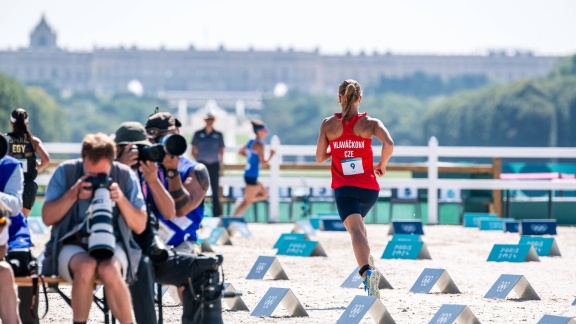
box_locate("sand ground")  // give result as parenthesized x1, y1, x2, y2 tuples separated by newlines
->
(28, 223, 576, 323)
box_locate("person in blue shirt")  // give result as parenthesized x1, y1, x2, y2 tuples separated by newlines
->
(0, 204, 21, 324)
(114, 120, 223, 324)
(233, 120, 275, 217)
(144, 112, 210, 248)
(0, 145, 32, 323)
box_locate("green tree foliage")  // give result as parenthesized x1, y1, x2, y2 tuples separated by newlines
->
(59, 92, 167, 142)
(0, 74, 27, 131)
(423, 80, 559, 146)
(366, 72, 490, 98)
(261, 92, 428, 146)
(25, 87, 70, 141)
(549, 54, 576, 78)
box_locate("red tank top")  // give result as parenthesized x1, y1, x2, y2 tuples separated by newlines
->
(329, 112, 379, 191)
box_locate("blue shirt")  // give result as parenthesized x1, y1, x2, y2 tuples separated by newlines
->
(150, 157, 204, 246)
(191, 128, 225, 164)
(244, 139, 261, 178)
(0, 156, 31, 250)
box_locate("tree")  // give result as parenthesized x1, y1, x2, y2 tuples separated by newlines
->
(0, 74, 28, 131)
(26, 87, 70, 141)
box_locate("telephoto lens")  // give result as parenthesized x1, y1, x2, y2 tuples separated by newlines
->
(88, 173, 116, 261)
(156, 134, 187, 156)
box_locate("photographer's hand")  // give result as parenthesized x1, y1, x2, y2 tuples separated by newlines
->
(162, 155, 180, 170)
(117, 143, 139, 167)
(140, 161, 159, 183)
(76, 177, 93, 200)
(109, 182, 125, 202)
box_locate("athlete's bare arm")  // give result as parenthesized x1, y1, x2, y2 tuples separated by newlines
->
(372, 119, 394, 176)
(32, 136, 51, 173)
(316, 118, 332, 163)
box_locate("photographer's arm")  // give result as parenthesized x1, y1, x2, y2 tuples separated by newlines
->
(0, 244, 6, 260)
(165, 162, 209, 217)
(43, 177, 90, 226)
(110, 182, 147, 234)
(0, 167, 23, 217)
(140, 161, 176, 220)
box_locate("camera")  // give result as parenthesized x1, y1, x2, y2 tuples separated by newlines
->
(137, 133, 188, 163)
(186, 255, 224, 324)
(6, 250, 38, 277)
(0, 135, 7, 160)
(148, 235, 169, 264)
(86, 173, 116, 261)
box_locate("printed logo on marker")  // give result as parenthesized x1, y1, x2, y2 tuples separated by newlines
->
(349, 304, 364, 318)
(496, 281, 510, 292)
(263, 296, 277, 309)
(436, 313, 453, 324)
(401, 224, 416, 232)
(420, 275, 434, 286)
(255, 262, 267, 273)
(530, 224, 548, 233)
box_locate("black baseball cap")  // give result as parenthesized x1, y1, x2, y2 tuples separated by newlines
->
(145, 112, 182, 133)
(114, 122, 152, 146)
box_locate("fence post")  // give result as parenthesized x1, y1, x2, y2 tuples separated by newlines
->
(268, 135, 281, 223)
(427, 137, 439, 224)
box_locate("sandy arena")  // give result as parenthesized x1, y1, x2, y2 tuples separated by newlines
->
(29, 222, 576, 323)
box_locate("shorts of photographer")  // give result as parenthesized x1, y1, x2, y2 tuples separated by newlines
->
(57, 244, 128, 282)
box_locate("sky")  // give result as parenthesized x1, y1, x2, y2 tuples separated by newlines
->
(0, 0, 575, 56)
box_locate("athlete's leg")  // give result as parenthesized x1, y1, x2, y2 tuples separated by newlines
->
(233, 185, 259, 216)
(343, 214, 370, 278)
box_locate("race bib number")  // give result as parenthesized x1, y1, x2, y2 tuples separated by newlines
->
(158, 221, 176, 243)
(342, 158, 364, 175)
(18, 159, 28, 173)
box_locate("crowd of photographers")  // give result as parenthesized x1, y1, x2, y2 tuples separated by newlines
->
(0, 110, 224, 324)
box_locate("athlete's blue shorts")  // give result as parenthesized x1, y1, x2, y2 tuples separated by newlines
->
(244, 176, 258, 186)
(334, 186, 379, 222)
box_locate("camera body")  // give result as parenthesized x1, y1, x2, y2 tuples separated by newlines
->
(135, 133, 188, 163)
(84, 173, 112, 191)
(6, 250, 38, 277)
(188, 254, 224, 324)
(85, 173, 116, 261)
(148, 235, 169, 264)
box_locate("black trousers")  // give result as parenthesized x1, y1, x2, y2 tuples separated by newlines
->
(200, 161, 222, 217)
(130, 253, 223, 324)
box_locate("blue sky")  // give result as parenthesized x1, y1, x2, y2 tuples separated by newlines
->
(1, 0, 574, 55)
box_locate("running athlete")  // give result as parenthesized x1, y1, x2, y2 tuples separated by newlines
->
(315, 79, 394, 297)
(4, 108, 50, 216)
(233, 120, 275, 217)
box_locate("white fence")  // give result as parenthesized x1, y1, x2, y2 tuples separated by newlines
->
(42, 137, 576, 224)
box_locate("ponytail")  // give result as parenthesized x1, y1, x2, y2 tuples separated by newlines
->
(338, 79, 362, 120)
(10, 108, 34, 143)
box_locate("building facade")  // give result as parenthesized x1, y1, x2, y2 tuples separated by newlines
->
(0, 16, 563, 97)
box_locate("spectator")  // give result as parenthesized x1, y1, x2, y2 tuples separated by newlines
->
(191, 111, 225, 217)
(41, 133, 147, 324)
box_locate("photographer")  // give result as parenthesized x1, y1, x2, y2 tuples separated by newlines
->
(1, 137, 36, 324)
(144, 111, 210, 248)
(1, 203, 21, 324)
(41, 133, 147, 324)
(114, 121, 223, 324)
